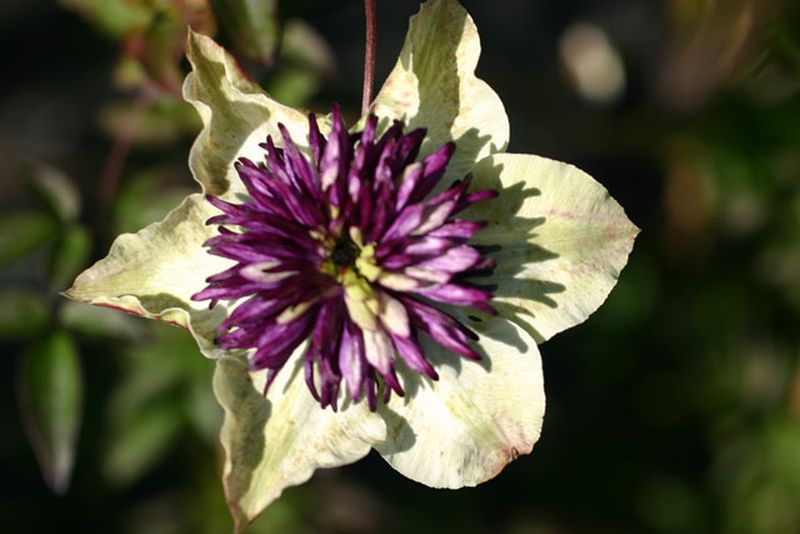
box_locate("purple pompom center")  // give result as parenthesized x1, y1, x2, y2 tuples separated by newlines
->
(192, 107, 498, 411)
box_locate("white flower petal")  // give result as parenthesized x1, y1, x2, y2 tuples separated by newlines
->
(64, 194, 232, 357)
(367, 0, 509, 181)
(214, 352, 386, 532)
(466, 153, 639, 342)
(184, 30, 330, 199)
(375, 314, 544, 488)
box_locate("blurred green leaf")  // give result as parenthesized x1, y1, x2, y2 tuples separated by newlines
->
(113, 167, 194, 233)
(104, 401, 183, 486)
(281, 19, 335, 77)
(265, 68, 320, 108)
(638, 476, 706, 533)
(0, 289, 50, 340)
(99, 97, 201, 148)
(211, 0, 282, 64)
(60, 0, 152, 39)
(49, 224, 92, 290)
(112, 54, 148, 91)
(59, 300, 147, 340)
(27, 163, 81, 223)
(137, 9, 185, 96)
(712, 419, 800, 534)
(261, 19, 334, 107)
(0, 211, 57, 267)
(185, 378, 223, 445)
(110, 349, 185, 426)
(109, 321, 206, 423)
(102, 322, 210, 486)
(18, 330, 83, 494)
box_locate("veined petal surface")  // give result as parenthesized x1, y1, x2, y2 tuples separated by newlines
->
(184, 30, 329, 199)
(214, 352, 386, 532)
(375, 314, 544, 488)
(466, 153, 639, 343)
(368, 0, 509, 182)
(64, 194, 232, 357)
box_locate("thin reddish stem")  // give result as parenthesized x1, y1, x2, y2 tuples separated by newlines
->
(361, 0, 376, 116)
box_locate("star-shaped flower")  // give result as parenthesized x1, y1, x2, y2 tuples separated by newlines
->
(66, 0, 637, 530)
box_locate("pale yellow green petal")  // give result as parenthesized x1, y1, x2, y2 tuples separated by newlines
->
(184, 30, 328, 199)
(466, 153, 639, 342)
(63, 194, 232, 357)
(214, 352, 386, 532)
(367, 0, 509, 181)
(375, 314, 545, 488)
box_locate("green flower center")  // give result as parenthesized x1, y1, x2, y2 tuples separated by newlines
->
(331, 236, 359, 268)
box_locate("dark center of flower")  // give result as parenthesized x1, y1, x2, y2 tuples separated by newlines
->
(192, 106, 499, 412)
(330, 236, 359, 267)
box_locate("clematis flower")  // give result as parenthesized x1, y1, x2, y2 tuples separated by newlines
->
(66, 0, 637, 530)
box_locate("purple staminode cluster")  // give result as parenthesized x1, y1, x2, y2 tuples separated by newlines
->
(192, 107, 497, 410)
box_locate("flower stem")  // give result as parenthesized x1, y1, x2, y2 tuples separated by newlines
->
(361, 0, 376, 116)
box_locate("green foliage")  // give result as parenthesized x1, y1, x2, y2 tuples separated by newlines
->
(99, 97, 202, 149)
(263, 20, 335, 107)
(59, 300, 148, 340)
(60, 0, 152, 39)
(17, 330, 83, 494)
(103, 399, 183, 486)
(113, 167, 195, 234)
(27, 163, 82, 223)
(0, 290, 50, 340)
(102, 322, 219, 486)
(211, 0, 282, 64)
(267, 68, 321, 108)
(2, 0, 800, 532)
(0, 211, 57, 267)
(49, 224, 92, 290)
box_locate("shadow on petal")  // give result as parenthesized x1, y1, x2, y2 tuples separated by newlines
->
(187, 50, 281, 196)
(376, 404, 417, 454)
(138, 292, 230, 325)
(120, 292, 231, 357)
(469, 311, 530, 357)
(370, 0, 508, 180)
(185, 32, 317, 200)
(214, 355, 271, 525)
(463, 158, 567, 341)
(375, 314, 544, 489)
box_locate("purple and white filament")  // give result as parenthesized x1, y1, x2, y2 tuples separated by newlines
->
(192, 107, 498, 411)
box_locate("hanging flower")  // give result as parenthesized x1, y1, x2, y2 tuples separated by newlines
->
(66, 0, 638, 530)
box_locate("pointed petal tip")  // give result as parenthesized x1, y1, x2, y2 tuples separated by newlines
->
(185, 28, 214, 65)
(185, 26, 200, 48)
(230, 504, 254, 534)
(60, 287, 76, 301)
(215, 353, 386, 529)
(330, 103, 342, 121)
(277, 122, 291, 139)
(468, 153, 638, 343)
(369, 0, 509, 178)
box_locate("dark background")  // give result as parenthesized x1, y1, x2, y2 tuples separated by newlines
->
(2, 0, 800, 532)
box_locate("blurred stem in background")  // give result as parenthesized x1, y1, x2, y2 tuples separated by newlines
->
(97, 89, 154, 208)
